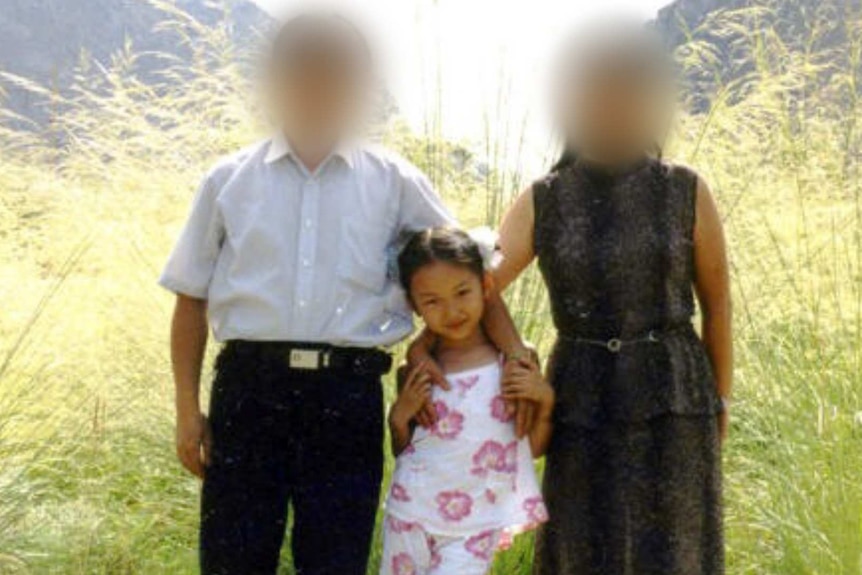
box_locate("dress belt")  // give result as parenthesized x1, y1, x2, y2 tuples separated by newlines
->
(559, 325, 687, 354)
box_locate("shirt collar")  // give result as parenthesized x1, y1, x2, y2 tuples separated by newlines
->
(264, 132, 356, 170)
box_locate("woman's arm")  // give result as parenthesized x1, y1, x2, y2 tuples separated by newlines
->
(495, 186, 537, 291)
(530, 399, 555, 457)
(501, 354, 555, 457)
(692, 177, 733, 443)
(486, 186, 542, 437)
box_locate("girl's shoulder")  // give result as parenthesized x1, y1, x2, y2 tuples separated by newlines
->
(442, 356, 502, 384)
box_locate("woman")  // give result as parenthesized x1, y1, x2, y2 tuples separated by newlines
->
(493, 22, 732, 574)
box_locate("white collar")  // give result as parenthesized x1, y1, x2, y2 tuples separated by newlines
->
(264, 132, 355, 170)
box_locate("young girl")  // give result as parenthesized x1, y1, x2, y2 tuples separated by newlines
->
(381, 228, 554, 575)
(494, 21, 730, 575)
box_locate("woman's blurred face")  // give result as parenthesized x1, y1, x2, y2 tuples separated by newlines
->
(557, 45, 674, 164)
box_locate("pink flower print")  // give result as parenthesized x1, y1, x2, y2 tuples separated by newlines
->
(485, 488, 497, 504)
(503, 441, 518, 473)
(391, 552, 417, 575)
(490, 395, 513, 422)
(465, 529, 498, 560)
(456, 374, 480, 397)
(387, 515, 418, 534)
(390, 482, 411, 502)
(435, 490, 473, 522)
(430, 401, 464, 440)
(524, 496, 549, 524)
(426, 534, 442, 569)
(471, 440, 508, 476)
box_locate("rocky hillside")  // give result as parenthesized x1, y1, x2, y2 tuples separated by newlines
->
(654, 0, 862, 110)
(0, 0, 269, 125)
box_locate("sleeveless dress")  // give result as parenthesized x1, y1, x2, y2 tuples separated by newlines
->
(531, 157, 724, 575)
(385, 361, 547, 539)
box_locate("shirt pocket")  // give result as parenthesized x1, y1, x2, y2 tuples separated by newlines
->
(337, 218, 390, 294)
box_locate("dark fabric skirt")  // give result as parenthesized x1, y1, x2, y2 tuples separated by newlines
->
(533, 414, 723, 575)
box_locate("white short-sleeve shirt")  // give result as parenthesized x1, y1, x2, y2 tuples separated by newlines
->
(159, 135, 455, 346)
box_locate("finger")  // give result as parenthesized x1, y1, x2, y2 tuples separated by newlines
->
(406, 369, 430, 391)
(405, 360, 428, 386)
(201, 417, 213, 469)
(516, 401, 528, 438)
(181, 446, 204, 478)
(428, 363, 450, 390)
(523, 401, 537, 434)
(421, 400, 438, 425)
(505, 397, 517, 416)
(517, 355, 538, 370)
(415, 411, 431, 428)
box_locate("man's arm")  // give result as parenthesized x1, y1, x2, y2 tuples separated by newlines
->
(171, 294, 211, 478)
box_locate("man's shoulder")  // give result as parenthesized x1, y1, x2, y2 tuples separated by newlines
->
(202, 139, 270, 191)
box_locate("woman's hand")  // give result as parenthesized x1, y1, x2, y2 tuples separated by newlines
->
(502, 356, 554, 418)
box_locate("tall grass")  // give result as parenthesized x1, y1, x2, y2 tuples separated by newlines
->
(0, 1, 860, 574)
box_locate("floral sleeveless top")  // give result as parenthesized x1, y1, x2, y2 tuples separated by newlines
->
(385, 361, 547, 538)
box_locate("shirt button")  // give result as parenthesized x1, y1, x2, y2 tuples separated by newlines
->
(302, 258, 311, 267)
(304, 219, 313, 228)
(298, 300, 307, 308)
(336, 307, 344, 315)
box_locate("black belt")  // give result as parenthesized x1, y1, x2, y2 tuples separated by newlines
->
(225, 341, 393, 376)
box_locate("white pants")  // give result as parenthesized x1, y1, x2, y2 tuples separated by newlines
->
(380, 514, 502, 575)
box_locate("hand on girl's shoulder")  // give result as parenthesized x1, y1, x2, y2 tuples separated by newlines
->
(501, 356, 554, 408)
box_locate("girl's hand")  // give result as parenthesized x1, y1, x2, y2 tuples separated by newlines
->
(391, 361, 434, 429)
(502, 359, 554, 415)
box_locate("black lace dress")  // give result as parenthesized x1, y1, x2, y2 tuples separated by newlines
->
(531, 157, 724, 575)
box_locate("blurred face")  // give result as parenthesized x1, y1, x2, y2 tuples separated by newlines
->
(409, 261, 488, 344)
(556, 49, 675, 163)
(269, 28, 369, 145)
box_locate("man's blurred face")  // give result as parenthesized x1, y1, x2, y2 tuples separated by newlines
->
(269, 22, 369, 145)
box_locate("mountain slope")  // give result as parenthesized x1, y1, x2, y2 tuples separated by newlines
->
(0, 0, 269, 125)
(654, 0, 862, 110)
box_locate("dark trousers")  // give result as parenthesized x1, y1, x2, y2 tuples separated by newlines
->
(200, 344, 385, 575)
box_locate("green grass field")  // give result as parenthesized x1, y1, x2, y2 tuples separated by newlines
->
(1, 3, 861, 574)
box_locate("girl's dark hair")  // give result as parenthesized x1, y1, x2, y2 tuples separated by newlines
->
(398, 228, 485, 294)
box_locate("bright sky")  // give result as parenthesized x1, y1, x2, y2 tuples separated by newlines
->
(252, 0, 671, 169)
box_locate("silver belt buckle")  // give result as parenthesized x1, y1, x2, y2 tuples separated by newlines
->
(606, 338, 623, 353)
(289, 349, 321, 370)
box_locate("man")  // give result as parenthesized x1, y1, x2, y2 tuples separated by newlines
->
(160, 12, 531, 575)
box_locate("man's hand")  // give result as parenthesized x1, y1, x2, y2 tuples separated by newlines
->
(176, 409, 211, 479)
